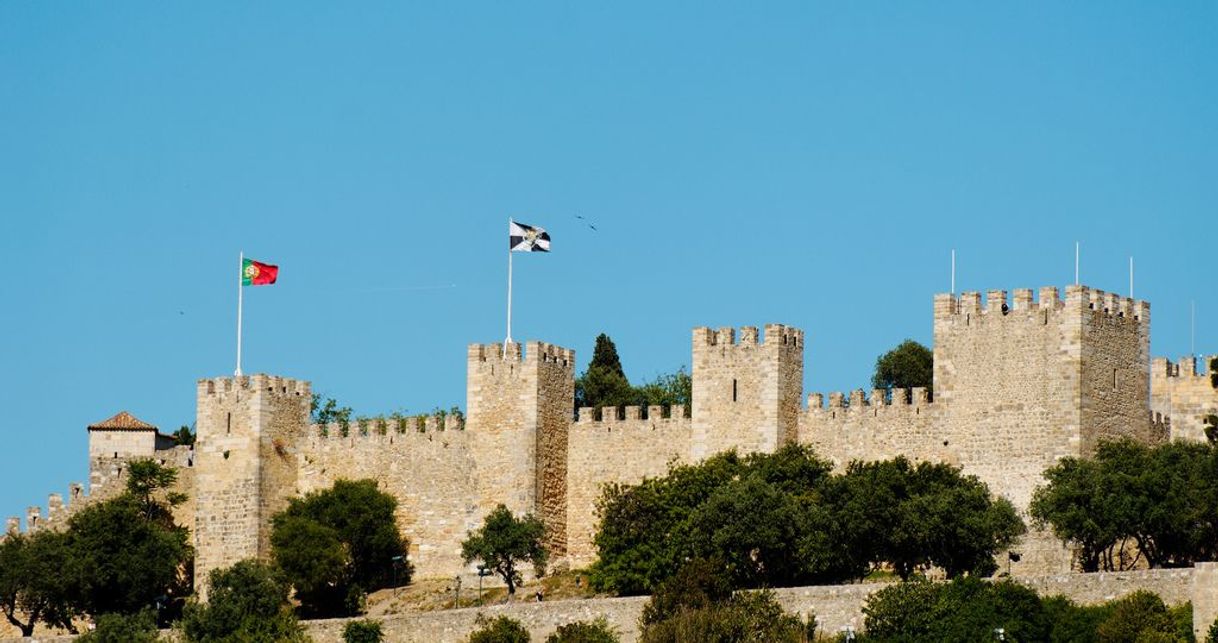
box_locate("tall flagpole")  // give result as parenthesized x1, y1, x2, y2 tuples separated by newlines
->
(236, 251, 244, 376)
(506, 218, 513, 349)
(1129, 257, 1134, 299)
(1075, 242, 1080, 285)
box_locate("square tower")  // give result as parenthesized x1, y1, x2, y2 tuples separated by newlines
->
(931, 285, 1150, 509)
(466, 341, 575, 556)
(691, 324, 804, 460)
(193, 374, 310, 596)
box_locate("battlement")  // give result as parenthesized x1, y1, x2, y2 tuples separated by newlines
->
(197, 374, 312, 398)
(310, 412, 465, 439)
(1153, 355, 1216, 380)
(692, 324, 804, 349)
(576, 404, 689, 423)
(2, 481, 89, 536)
(934, 285, 1149, 325)
(806, 387, 932, 412)
(467, 341, 575, 368)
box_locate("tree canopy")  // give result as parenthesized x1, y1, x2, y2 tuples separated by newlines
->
(872, 339, 934, 397)
(461, 505, 547, 595)
(574, 334, 691, 417)
(590, 446, 1022, 595)
(179, 559, 307, 643)
(1031, 438, 1218, 571)
(271, 478, 410, 617)
(0, 531, 77, 636)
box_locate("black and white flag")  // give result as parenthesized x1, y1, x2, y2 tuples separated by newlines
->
(509, 221, 551, 252)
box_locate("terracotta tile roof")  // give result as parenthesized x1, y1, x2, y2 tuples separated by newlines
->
(87, 411, 158, 431)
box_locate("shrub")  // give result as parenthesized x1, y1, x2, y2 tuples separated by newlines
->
(545, 617, 619, 643)
(639, 558, 733, 627)
(1207, 615, 1218, 643)
(344, 619, 384, 643)
(640, 590, 813, 643)
(863, 577, 1047, 642)
(1094, 591, 1179, 642)
(469, 615, 530, 643)
(179, 560, 307, 643)
(78, 610, 160, 643)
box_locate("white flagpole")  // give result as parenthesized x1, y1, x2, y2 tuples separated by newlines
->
(1192, 300, 1196, 357)
(235, 251, 244, 376)
(1129, 257, 1134, 299)
(506, 219, 513, 349)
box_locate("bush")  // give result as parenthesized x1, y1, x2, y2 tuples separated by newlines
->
(1208, 615, 1218, 643)
(545, 617, 619, 643)
(78, 610, 160, 643)
(179, 560, 307, 643)
(639, 558, 733, 627)
(1094, 591, 1180, 642)
(863, 577, 1047, 642)
(469, 615, 530, 643)
(344, 619, 384, 643)
(640, 590, 814, 643)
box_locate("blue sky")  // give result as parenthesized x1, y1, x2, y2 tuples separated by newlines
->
(0, 3, 1214, 524)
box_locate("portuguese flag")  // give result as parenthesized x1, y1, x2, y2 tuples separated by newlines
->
(241, 258, 278, 286)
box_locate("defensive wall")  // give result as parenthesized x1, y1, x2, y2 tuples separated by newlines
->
(4, 566, 1215, 642)
(1153, 355, 1218, 443)
(6, 283, 1215, 596)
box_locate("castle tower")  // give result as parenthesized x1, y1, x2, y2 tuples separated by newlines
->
(691, 324, 804, 460)
(466, 341, 575, 556)
(1151, 355, 1218, 443)
(932, 285, 1151, 509)
(193, 374, 310, 596)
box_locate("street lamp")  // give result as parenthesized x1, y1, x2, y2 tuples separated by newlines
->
(391, 555, 404, 597)
(477, 564, 493, 605)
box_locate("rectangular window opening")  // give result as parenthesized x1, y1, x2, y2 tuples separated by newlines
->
(732, 379, 738, 402)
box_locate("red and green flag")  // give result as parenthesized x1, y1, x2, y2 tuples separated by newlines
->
(241, 258, 278, 286)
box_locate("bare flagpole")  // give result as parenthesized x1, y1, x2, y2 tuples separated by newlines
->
(235, 251, 244, 376)
(1129, 257, 1134, 299)
(1192, 300, 1196, 357)
(1075, 242, 1080, 285)
(506, 218, 514, 351)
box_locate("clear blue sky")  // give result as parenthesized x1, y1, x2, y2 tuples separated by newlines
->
(1, 3, 1214, 524)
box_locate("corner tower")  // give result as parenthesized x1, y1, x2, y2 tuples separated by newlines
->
(691, 324, 804, 460)
(466, 341, 575, 556)
(932, 285, 1151, 508)
(193, 374, 310, 595)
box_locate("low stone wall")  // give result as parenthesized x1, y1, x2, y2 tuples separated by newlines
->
(2, 568, 1204, 643)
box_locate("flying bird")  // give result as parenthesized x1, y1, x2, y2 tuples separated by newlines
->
(575, 214, 597, 231)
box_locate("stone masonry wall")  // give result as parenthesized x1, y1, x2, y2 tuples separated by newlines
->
(193, 375, 311, 596)
(290, 569, 1200, 643)
(798, 387, 942, 470)
(691, 325, 803, 460)
(1153, 355, 1218, 443)
(565, 405, 691, 568)
(1075, 288, 1155, 452)
(295, 417, 479, 580)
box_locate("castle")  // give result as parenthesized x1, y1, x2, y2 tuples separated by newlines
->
(7, 284, 1217, 593)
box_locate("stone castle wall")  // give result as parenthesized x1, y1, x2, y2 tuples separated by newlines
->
(295, 417, 478, 579)
(1153, 355, 1218, 443)
(565, 405, 691, 567)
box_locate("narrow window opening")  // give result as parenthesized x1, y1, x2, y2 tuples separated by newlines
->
(1113, 369, 1118, 390)
(732, 379, 738, 402)
(226, 412, 231, 434)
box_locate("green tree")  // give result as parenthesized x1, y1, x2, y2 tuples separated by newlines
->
(172, 425, 196, 447)
(1093, 591, 1180, 643)
(78, 610, 160, 643)
(461, 505, 547, 595)
(179, 559, 306, 643)
(545, 617, 619, 643)
(633, 369, 692, 415)
(343, 619, 384, 643)
(67, 460, 192, 619)
(863, 577, 1048, 643)
(0, 530, 77, 636)
(311, 393, 353, 427)
(826, 457, 1023, 579)
(639, 558, 734, 627)
(575, 334, 634, 413)
(469, 615, 530, 643)
(271, 479, 410, 617)
(872, 339, 933, 398)
(639, 590, 814, 643)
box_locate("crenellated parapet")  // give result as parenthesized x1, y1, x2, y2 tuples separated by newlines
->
(1, 480, 91, 538)
(1152, 355, 1218, 443)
